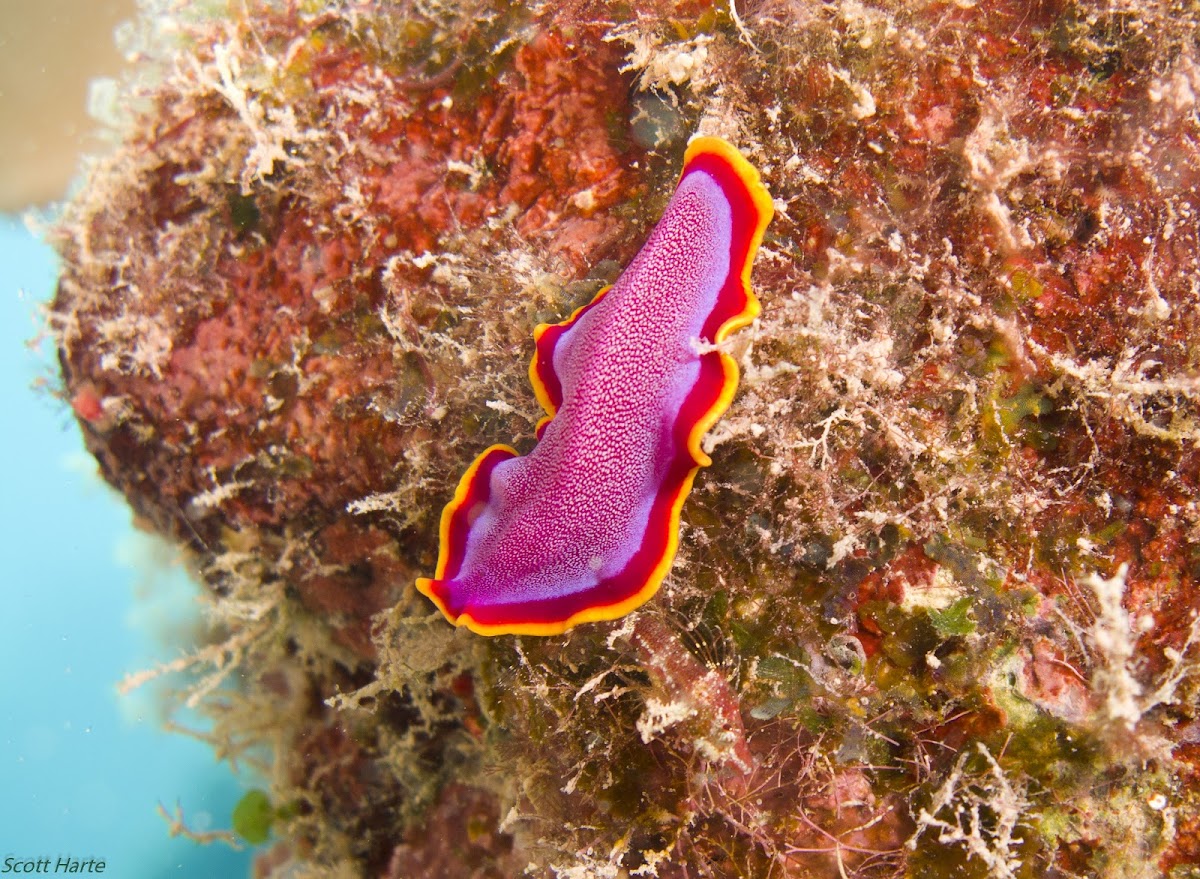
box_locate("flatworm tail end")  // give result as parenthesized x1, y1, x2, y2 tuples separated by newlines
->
(415, 443, 517, 623)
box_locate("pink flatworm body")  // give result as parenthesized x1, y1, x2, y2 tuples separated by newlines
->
(416, 136, 773, 636)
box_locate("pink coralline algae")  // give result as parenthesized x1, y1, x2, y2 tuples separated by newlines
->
(47, 1, 1200, 877)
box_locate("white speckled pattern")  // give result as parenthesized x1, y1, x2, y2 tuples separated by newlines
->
(457, 173, 732, 606)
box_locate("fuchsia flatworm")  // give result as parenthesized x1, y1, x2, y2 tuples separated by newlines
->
(416, 136, 773, 635)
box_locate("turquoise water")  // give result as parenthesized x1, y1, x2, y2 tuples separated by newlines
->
(0, 216, 253, 876)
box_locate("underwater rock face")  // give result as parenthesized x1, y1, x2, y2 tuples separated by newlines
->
(49, 1, 1200, 877)
(53, 4, 641, 660)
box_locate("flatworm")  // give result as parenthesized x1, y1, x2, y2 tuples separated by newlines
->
(416, 136, 773, 636)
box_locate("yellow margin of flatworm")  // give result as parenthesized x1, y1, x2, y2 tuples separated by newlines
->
(421, 136, 773, 638)
(528, 285, 612, 435)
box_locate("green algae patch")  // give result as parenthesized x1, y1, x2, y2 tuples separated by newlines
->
(232, 789, 274, 845)
(929, 595, 977, 637)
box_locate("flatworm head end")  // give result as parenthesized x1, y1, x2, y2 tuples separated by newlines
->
(677, 135, 774, 466)
(682, 135, 773, 342)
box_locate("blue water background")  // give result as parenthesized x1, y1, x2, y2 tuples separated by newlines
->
(0, 216, 253, 876)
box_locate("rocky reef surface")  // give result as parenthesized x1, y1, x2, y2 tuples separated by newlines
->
(49, 1, 1200, 876)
